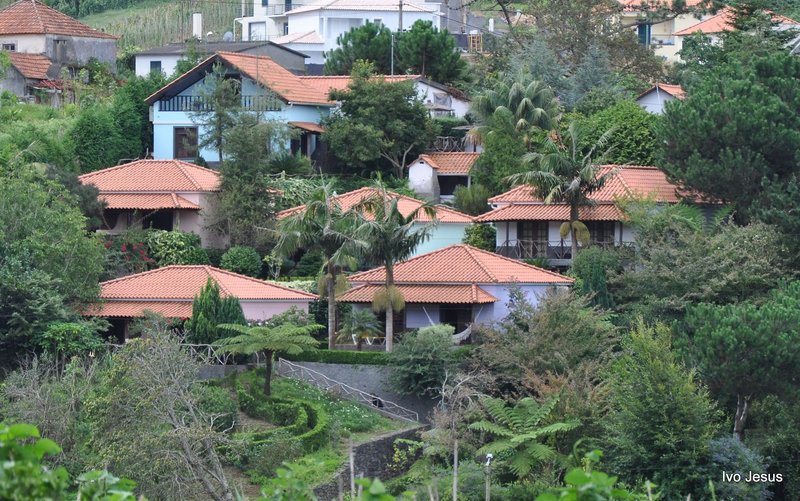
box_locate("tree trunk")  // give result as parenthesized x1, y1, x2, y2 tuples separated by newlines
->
(452, 438, 459, 501)
(263, 351, 273, 398)
(733, 393, 751, 440)
(327, 270, 337, 350)
(570, 205, 579, 259)
(385, 266, 395, 352)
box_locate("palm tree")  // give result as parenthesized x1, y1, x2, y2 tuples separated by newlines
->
(469, 395, 580, 480)
(337, 308, 382, 351)
(472, 77, 560, 148)
(506, 122, 618, 259)
(274, 180, 366, 349)
(216, 323, 320, 397)
(352, 182, 437, 352)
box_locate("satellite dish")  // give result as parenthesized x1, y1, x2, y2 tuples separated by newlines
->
(206, 31, 214, 38)
(223, 31, 234, 42)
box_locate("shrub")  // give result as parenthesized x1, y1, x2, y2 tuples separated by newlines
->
(282, 349, 389, 366)
(244, 430, 304, 480)
(569, 247, 620, 309)
(462, 224, 496, 251)
(220, 246, 262, 277)
(195, 385, 237, 432)
(38, 322, 105, 360)
(388, 324, 457, 397)
(184, 279, 246, 344)
(295, 400, 331, 452)
(453, 184, 491, 216)
(709, 437, 772, 500)
(293, 250, 324, 277)
(145, 230, 209, 266)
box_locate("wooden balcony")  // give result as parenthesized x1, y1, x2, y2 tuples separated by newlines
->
(159, 95, 282, 112)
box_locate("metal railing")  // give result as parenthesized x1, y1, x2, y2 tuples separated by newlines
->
(496, 239, 619, 260)
(277, 358, 420, 423)
(159, 95, 282, 112)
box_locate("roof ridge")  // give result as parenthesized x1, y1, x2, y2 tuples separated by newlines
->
(98, 264, 195, 287)
(348, 243, 462, 281)
(461, 245, 497, 282)
(466, 244, 575, 282)
(173, 160, 203, 191)
(208, 266, 317, 298)
(205, 266, 234, 296)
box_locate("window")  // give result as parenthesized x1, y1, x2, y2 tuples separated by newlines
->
(149, 60, 162, 74)
(373, 18, 383, 26)
(283, 22, 289, 35)
(262, 0, 268, 5)
(174, 127, 198, 159)
(586, 221, 616, 245)
(1, 43, 15, 51)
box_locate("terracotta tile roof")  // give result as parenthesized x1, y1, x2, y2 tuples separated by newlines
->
(348, 244, 573, 284)
(276, 187, 473, 223)
(272, 30, 324, 44)
(289, 121, 326, 133)
(619, 0, 704, 12)
(99, 193, 201, 210)
(145, 52, 333, 106)
(339, 284, 497, 304)
(474, 203, 623, 223)
(88, 301, 193, 319)
(6, 52, 52, 79)
(674, 7, 799, 35)
(637, 83, 686, 100)
(298, 74, 419, 97)
(0, 0, 118, 38)
(287, 0, 439, 15)
(415, 152, 480, 175)
(488, 165, 684, 204)
(78, 160, 220, 193)
(99, 265, 317, 302)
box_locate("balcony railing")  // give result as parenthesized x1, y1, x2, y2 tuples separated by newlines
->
(496, 239, 619, 261)
(159, 95, 282, 112)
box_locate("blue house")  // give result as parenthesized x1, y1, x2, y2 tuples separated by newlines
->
(145, 51, 334, 163)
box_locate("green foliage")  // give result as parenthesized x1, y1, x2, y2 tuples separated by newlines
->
(220, 245, 262, 277)
(659, 52, 800, 228)
(452, 184, 491, 216)
(323, 62, 438, 178)
(569, 247, 620, 309)
(101, 232, 155, 280)
(747, 394, 800, 498)
(388, 324, 457, 397)
(708, 437, 771, 501)
(184, 278, 246, 344)
(572, 100, 660, 165)
(282, 349, 389, 365)
(682, 281, 800, 436)
(470, 395, 580, 479)
(324, 23, 392, 75)
(536, 451, 653, 501)
(112, 72, 167, 159)
(191, 62, 243, 160)
(604, 322, 720, 499)
(337, 308, 382, 349)
(195, 384, 237, 432)
(396, 21, 466, 83)
(564, 45, 623, 112)
(39, 322, 105, 359)
(144, 229, 209, 266)
(462, 224, 496, 252)
(70, 102, 128, 172)
(470, 119, 527, 194)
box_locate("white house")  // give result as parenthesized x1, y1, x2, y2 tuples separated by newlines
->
(408, 151, 479, 202)
(237, 0, 442, 73)
(133, 40, 308, 78)
(635, 82, 685, 114)
(145, 51, 334, 163)
(618, 0, 711, 62)
(674, 7, 800, 45)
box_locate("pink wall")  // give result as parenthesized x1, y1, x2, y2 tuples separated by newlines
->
(241, 300, 312, 322)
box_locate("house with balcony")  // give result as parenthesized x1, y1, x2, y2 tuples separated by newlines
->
(338, 244, 573, 335)
(276, 187, 474, 257)
(78, 159, 229, 248)
(133, 40, 308, 77)
(475, 165, 714, 267)
(618, 0, 711, 62)
(145, 51, 334, 163)
(408, 151, 480, 202)
(238, 0, 442, 74)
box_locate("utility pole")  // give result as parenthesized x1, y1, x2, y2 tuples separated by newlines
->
(398, 0, 403, 31)
(390, 32, 395, 75)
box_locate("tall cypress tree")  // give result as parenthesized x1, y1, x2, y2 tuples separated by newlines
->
(185, 279, 246, 344)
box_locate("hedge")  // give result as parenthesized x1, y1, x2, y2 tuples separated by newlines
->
(282, 350, 389, 365)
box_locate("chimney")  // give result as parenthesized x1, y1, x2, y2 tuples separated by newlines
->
(192, 12, 203, 39)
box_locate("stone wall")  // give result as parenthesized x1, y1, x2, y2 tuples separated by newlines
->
(314, 426, 427, 501)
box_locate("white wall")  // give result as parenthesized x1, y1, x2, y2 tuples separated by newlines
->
(636, 90, 677, 114)
(408, 160, 437, 201)
(134, 54, 182, 78)
(241, 300, 312, 321)
(417, 81, 469, 118)
(0, 34, 46, 54)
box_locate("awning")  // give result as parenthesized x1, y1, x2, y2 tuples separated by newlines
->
(475, 203, 623, 223)
(100, 193, 201, 210)
(288, 121, 326, 133)
(339, 284, 497, 305)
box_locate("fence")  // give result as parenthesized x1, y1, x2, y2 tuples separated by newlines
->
(277, 358, 420, 423)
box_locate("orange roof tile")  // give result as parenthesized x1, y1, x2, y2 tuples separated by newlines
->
(674, 7, 799, 35)
(637, 83, 685, 100)
(299, 74, 419, 97)
(99, 265, 318, 301)
(474, 203, 623, 223)
(78, 160, 220, 193)
(276, 187, 473, 223)
(415, 152, 480, 175)
(6, 52, 52, 79)
(619, 0, 704, 12)
(289, 121, 326, 133)
(488, 165, 684, 204)
(99, 193, 201, 210)
(0, 0, 118, 38)
(348, 244, 573, 284)
(339, 284, 498, 304)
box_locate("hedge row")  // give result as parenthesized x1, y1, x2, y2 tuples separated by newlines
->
(282, 349, 389, 365)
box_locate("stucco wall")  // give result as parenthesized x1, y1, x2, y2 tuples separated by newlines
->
(481, 283, 565, 319)
(241, 299, 312, 321)
(408, 161, 438, 201)
(135, 54, 181, 78)
(405, 303, 439, 328)
(636, 90, 677, 114)
(412, 222, 467, 256)
(0, 34, 46, 53)
(0, 66, 27, 97)
(43, 34, 117, 71)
